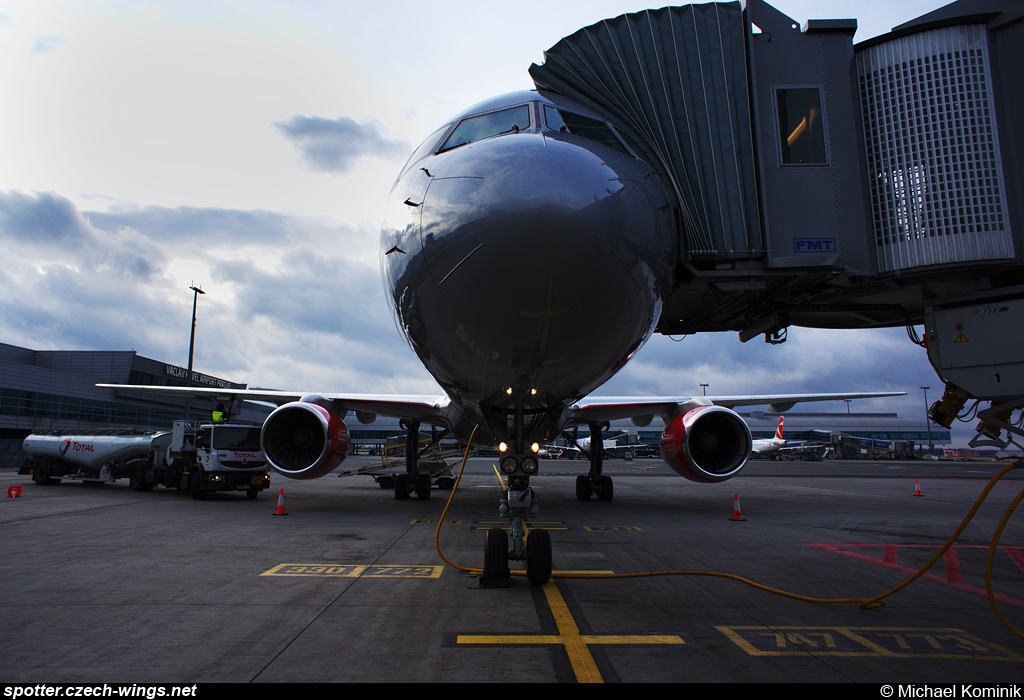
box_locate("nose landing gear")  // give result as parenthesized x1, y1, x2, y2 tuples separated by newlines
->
(481, 470, 552, 586)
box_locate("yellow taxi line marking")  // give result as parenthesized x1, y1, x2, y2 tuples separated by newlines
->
(457, 582, 684, 683)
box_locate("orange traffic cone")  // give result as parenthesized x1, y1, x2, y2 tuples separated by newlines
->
(7, 485, 22, 498)
(273, 487, 288, 515)
(730, 493, 746, 521)
(914, 480, 923, 497)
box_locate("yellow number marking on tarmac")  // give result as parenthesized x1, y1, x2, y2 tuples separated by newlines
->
(717, 626, 1024, 660)
(261, 564, 443, 579)
(410, 518, 463, 525)
(583, 526, 644, 532)
(458, 581, 684, 683)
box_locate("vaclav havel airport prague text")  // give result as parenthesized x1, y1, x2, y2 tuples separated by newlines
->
(3, 686, 197, 699)
(889, 686, 1022, 698)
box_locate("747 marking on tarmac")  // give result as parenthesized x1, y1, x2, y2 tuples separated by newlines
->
(718, 626, 1024, 660)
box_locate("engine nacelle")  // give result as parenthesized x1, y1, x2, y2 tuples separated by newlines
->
(260, 402, 351, 479)
(659, 405, 751, 483)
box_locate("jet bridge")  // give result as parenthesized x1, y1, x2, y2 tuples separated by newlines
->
(530, 0, 1024, 448)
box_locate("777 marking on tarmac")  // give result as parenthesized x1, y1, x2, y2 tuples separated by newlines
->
(457, 581, 684, 683)
(260, 564, 443, 578)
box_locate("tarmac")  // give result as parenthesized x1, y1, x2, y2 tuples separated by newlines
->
(1, 456, 1022, 684)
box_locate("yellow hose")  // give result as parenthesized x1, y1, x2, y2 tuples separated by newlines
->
(433, 433, 1022, 639)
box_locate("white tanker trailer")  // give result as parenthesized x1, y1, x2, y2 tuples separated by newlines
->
(21, 420, 270, 500)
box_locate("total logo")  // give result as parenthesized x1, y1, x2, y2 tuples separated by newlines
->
(58, 439, 94, 455)
(231, 451, 259, 464)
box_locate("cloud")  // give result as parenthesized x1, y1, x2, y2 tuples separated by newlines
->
(273, 115, 410, 175)
(0, 190, 93, 243)
(85, 206, 297, 246)
(0, 188, 430, 394)
(31, 35, 69, 54)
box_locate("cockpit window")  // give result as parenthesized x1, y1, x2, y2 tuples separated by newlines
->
(544, 105, 629, 154)
(398, 123, 452, 179)
(439, 104, 531, 152)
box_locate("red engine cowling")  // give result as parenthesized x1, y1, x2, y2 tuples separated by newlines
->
(260, 402, 350, 479)
(659, 405, 752, 483)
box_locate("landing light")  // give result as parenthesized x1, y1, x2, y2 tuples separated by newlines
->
(498, 442, 508, 453)
(530, 442, 540, 453)
(505, 387, 513, 395)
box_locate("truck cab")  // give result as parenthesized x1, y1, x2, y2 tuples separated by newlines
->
(168, 421, 270, 500)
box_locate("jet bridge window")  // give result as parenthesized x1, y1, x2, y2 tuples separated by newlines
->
(440, 104, 531, 152)
(775, 87, 828, 165)
(544, 105, 629, 154)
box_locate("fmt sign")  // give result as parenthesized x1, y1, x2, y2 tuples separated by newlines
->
(793, 238, 837, 253)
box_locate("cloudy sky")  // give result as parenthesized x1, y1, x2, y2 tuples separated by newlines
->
(0, 0, 980, 445)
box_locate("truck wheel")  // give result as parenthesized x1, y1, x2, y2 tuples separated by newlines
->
(34, 464, 60, 486)
(246, 488, 259, 500)
(130, 466, 153, 492)
(189, 470, 207, 501)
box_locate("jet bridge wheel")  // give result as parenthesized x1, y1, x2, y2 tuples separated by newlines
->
(416, 473, 431, 500)
(575, 475, 592, 501)
(526, 529, 552, 585)
(481, 527, 509, 586)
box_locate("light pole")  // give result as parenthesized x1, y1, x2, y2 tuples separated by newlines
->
(844, 399, 851, 414)
(183, 282, 206, 421)
(700, 383, 709, 396)
(920, 385, 933, 458)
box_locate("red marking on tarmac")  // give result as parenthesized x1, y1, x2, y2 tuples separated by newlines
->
(809, 544, 1024, 608)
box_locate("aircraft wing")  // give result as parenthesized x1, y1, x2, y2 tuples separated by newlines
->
(95, 384, 449, 425)
(567, 392, 904, 426)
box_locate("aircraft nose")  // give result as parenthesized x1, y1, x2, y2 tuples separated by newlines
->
(393, 132, 676, 393)
(418, 133, 675, 317)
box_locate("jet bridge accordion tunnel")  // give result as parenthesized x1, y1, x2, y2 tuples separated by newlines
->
(530, 0, 1024, 438)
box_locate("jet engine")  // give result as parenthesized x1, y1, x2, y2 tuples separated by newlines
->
(260, 402, 351, 479)
(659, 405, 751, 483)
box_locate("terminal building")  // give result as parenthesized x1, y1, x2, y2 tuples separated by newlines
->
(0, 342, 269, 467)
(0, 341, 947, 467)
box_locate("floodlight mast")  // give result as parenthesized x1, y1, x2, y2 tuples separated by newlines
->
(183, 282, 206, 422)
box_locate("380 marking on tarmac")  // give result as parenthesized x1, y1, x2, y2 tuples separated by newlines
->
(717, 626, 1024, 660)
(260, 564, 443, 578)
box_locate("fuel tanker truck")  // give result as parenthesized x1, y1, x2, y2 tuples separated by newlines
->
(20, 421, 270, 500)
